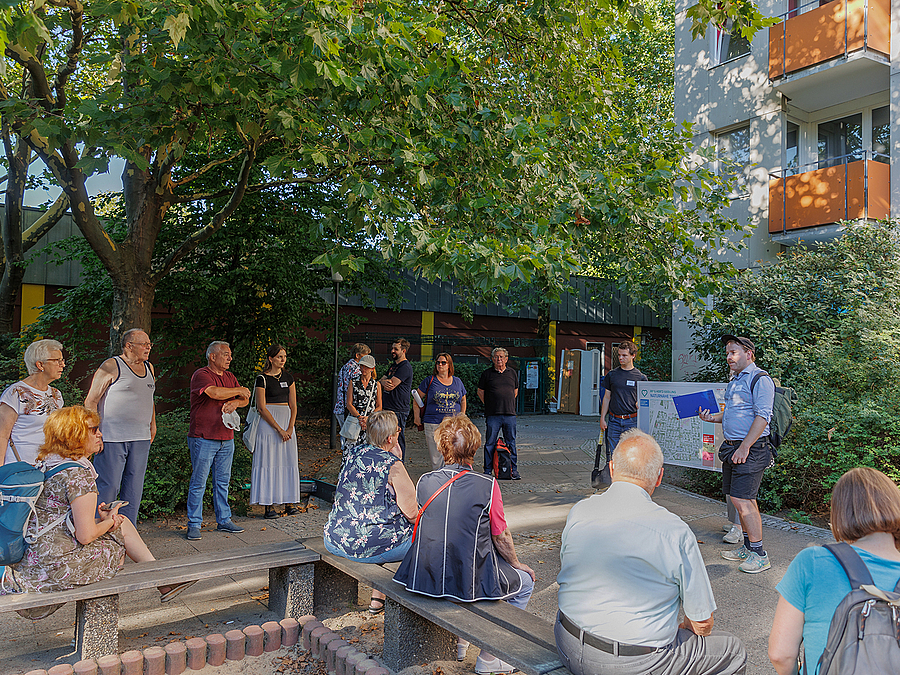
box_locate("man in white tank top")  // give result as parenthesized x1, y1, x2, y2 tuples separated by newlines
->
(85, 328, 156, 525)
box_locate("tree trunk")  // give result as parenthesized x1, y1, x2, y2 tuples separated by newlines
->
(0, 135, 29, 334)
(109, 275, 156, 357)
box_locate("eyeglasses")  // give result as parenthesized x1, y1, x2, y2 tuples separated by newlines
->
(42, 358, 66, 365)
(436, 361, 448, 365)
(129, 341, 154, 348)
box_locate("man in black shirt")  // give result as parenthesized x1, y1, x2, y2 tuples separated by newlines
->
(600, 340, 648, 453)
(478, 347, 520, 479)
(380, 338, 413, 460)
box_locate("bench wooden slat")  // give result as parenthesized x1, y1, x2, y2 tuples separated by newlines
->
(463, 600, 557, 652)
(0, 543, 319, 611)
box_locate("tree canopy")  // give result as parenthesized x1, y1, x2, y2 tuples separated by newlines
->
(0, 0, 767, 349)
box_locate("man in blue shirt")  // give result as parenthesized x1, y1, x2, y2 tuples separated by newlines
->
(700, 335, 775, 574)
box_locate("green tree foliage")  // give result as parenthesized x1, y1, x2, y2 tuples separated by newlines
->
(688, 223, 900, 514)
(0, 0, 766, 350)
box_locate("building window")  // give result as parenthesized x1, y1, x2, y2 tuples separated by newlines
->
(785, 120, 800, 176)
(713, 21, 751, 65)
(872, 105, 889, 164)
(817, 114, 862, 168)
(716, 125, 751, 192)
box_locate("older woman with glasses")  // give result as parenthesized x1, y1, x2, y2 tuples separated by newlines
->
(9, 406, 194, 619)
(324, 410, 418, 615)
(0, 339, 67, 465)
(412, 352, 467, 470)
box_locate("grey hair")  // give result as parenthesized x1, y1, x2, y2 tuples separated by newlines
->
(206, 341, 230, 360)
(24, 339, 64, 375)
(367, 410, 399, 449)
(611, 429, 664, 486)
(121, 328, 146, 350)
(491, 347, 509, 358)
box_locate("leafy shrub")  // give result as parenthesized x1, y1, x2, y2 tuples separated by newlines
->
(139, 408, 253, 519)
(686, 222, 900, 516)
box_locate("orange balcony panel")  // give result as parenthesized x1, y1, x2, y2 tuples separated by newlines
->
(768, 0, 890, 79)
(769, 160, 890, 234)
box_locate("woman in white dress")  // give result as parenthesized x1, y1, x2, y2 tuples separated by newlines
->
(250, 344, 301, 518)
(0, 339, 66, 465)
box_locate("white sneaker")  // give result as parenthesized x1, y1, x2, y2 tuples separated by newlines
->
(475, 655, 517, 674)
(723, 523, 743, 544)
(457, 640, 469, 661)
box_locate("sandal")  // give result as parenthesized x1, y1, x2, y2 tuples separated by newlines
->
(159, 580, 198, 603)
(367, 597, 385, 615)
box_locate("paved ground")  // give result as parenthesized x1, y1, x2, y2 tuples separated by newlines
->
(2, 415, 831, 674)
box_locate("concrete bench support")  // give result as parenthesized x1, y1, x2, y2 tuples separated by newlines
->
(269, 563, 314, 619)
(75, 594, 119, 659)
(314, 560, 358, 609)
(383, 597, 455, 670)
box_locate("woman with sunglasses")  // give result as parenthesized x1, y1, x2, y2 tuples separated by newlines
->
(412, 353, 467, 470)
(0, 339, 67, 466)
(9, 406, 194, 618)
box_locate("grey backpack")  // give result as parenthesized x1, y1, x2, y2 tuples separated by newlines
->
(807, 542, 900, 675)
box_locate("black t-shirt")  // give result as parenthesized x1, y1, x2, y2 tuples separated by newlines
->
(254, 372, 294, 405)
(382, 359, 413, 414)
(478, 367, 519, 416)
(601, 367, 647, 416)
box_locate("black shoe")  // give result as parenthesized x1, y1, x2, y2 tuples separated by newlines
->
(264, 506, 278, 519)
(285, 504, 297, 516)
(511, 472, 521, 480)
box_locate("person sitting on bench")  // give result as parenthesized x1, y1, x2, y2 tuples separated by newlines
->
(9, 406, 195, 619)
(323, 409, 418, 615)
(394, 414, 535, 674)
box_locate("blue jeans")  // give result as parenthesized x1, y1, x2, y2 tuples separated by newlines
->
(94, 439, 152, 525)
(187, 436, 235, 528)
(483, 415, 517, 475)
(606, 416, 637, 455)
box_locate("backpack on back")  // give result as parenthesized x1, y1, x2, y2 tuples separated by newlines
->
(0, 459, 80, 566)
(751, 370, 798, 450)
(807, 542, 900, 675)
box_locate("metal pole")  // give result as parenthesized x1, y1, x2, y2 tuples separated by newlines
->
(330, 273, 342, 450)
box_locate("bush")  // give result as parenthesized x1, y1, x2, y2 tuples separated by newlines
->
(687, 222, 900, 517)
(139, 408, 253, 519)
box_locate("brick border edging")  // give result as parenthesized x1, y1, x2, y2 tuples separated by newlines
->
(19, 615, 392, 675)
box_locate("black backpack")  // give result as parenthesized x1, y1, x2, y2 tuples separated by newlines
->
(750, 371, 798, 450)
(806, 542, 900, 675)
(492, 437, 512, 480)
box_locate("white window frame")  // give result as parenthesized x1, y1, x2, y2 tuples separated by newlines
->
(715, 124, 752, 196)
(710, 20, 751, 67)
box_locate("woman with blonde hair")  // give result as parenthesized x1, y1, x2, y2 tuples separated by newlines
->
(769, 466, 900, 674)
(412, 353, 467, 470)
(10, 407, 194, 617)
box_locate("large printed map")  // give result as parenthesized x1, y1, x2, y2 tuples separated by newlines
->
(637, 382, 727, 472)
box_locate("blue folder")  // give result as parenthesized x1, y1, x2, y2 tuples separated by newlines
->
(672, 390, 719, 419)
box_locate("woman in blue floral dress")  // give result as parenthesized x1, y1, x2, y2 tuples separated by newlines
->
(323, 409, 418, 614)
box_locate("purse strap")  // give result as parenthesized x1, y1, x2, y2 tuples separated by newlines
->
(412, 469, 470, 542)
(10, 439, 21, 462)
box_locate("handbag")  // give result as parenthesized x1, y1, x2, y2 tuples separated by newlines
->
(242, 382, 261, 452)
(591, 429, 612, 489)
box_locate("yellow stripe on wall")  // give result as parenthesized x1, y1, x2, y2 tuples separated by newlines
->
(633, 326, 642, 358)
(421, 311, 434, 359)
(21, 284, 45, 330)
(549, 320, 558, 378)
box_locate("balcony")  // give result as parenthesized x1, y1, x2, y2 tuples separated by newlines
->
(769, 153, 890, 244)
(768, 0, 889, 111)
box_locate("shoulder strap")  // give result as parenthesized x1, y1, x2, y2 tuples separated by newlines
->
(44, 461, 82, 479)
(823, 542, 876, 588)
(750, 370, 770, 394)
(9, 439, 21, 462)
(412, 469, 470, 542)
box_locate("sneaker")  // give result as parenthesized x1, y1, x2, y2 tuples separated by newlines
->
(510, 472, 521, 481)
(723, 523, 733, 532)
(738, 551, 771, 574)
(474, 655, 517, 674)
(723, 523, 743, 544)
(216, 520, 244, 533)
(186, 526, 201, 540)
(457, 640, 470, 661)
(721, 545, 750, 562)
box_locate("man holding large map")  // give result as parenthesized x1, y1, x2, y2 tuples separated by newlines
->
(699, 335, 775, 574)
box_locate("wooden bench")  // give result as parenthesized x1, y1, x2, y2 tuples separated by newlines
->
(303, 538, 567, 675)
(0, 540, 320, 660)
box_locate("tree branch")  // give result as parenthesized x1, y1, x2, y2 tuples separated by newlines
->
(22, 193, 70, 253)
(172, 147, 244, 187)
(52, 1, 86, 112)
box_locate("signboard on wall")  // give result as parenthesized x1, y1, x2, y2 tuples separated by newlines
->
(637, 381, 727, 472)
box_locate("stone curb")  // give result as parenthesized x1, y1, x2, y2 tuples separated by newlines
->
(18, 615, 392, 675)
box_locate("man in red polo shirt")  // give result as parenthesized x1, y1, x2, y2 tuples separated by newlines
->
(186, 341, 250, 540)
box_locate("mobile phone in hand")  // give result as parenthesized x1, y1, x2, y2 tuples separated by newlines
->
(101, 500, 129, 510)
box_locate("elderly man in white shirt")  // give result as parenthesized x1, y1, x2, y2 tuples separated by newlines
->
(555, 428, 747, 675)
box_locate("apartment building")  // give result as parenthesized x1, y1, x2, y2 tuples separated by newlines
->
(672, 0, 892, 379)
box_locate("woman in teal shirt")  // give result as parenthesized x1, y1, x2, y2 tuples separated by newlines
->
(769, 467, 900, 674)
